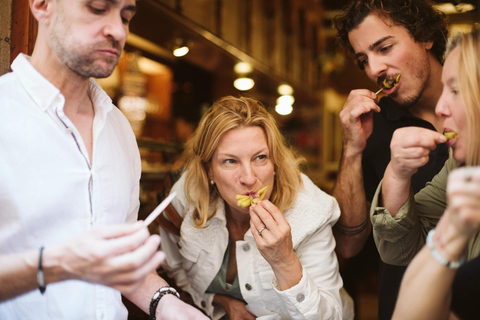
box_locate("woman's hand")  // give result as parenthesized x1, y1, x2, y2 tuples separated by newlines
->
(214, 294, 255, 320)
(445, 167, 480, 239)
(381, 127, 446, 217)
(249, 200, 302, 290)
(431, 167, 480, 263)
(389, 127, 446, 181)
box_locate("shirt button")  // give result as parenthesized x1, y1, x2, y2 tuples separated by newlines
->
(201, 300, 206, 308)
(245, 283, 252, 291)
(296, 293, 305, 302)
(243, 244, 250, 251)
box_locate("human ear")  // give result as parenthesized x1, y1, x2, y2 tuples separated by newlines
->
(30, 0, 54, 25)
(207, 164, 214, 183)
(425, 41, 434, 50)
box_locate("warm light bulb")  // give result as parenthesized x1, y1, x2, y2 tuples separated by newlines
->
(275, 103, 293, 115)
(276, 95, 295, 105)
(173, 46, 189, 57)
(234, 62, 253, 74)
(278, 84, 293, 95)
(234, 77, 255, 91)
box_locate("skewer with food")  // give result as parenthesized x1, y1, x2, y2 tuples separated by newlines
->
(444, 131, 457, 140)
(376, 74, 401, 95)
(236, 186, 270, 209)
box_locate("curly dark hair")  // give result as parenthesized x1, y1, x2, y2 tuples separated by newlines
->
(333, 0, 448, 68)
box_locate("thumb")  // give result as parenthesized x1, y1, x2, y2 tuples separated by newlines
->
(435, 132, 448, 144)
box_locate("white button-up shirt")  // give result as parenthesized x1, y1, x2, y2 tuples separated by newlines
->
(0, 54, 141, 320)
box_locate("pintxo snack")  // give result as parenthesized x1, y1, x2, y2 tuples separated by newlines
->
(444, 131, 458, 140)
(236, 186, 270, 209)
(382, 74, 401, 89)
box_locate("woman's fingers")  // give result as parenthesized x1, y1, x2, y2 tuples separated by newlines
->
(249, 203, 277, 231)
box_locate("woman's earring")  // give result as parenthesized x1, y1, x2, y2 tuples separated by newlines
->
(210, 180, 214, 185)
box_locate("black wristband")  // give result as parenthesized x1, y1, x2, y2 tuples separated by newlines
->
(334, 217, 369, 236)
(37, 247, 46, 294)
(149, 286, 180, 320)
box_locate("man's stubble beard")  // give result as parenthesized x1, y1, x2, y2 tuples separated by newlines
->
(49, 8, 121, 79)
(389, 56, 431, 110)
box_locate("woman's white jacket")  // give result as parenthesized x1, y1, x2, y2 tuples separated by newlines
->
(160, 173, 353, 320)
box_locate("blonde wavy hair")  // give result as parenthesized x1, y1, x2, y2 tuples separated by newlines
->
(445, 26, 480, 166)
(181, 96, 304, 228)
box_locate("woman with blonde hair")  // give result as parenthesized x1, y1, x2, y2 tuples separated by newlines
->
(159, 96, 353, 319)
(369, 27, 480, 319)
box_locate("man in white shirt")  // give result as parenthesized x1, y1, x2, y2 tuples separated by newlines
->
(0, 0, 207, 319)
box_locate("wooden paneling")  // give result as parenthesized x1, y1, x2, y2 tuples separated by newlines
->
(10, 0, 37, 62)
(0, 0, 12, 75)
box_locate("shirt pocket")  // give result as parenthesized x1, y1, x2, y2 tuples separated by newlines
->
(258, 270, 279, 310)
(259, 270, 276, 291)
(178, 241, 201, 275)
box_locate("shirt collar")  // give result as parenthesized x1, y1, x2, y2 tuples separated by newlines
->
(11, 54, 113, 116)
(88, 78, 113, 120)
(11, 54, 61, 112)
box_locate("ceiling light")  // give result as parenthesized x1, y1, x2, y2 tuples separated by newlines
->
(234, 62, 253, 74)
(278, 84, 293, 95)
(276, 95, 295, 106)
(434, 3, 475, 14)
(173, 46, 189, 57)
(275, 103, 293, 116)
(234, 77, 255, 91)
(173, 38, 191, 57)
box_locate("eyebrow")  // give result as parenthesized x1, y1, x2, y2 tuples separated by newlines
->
(355, 35, 394, 59)
(104, 0, 136, 12)
(217, 148, 268, 158)
(445, 77, 457, 86)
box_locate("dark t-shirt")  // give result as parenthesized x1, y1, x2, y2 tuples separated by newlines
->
(362, 96, 449, 320)
(451, 256, 480, 319)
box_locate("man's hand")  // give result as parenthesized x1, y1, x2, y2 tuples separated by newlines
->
(339, 89, 381, 156)
(156, 294, 209, 319)
(389, 127, 446, 181)
(214, 294, 256, 320)
(46, 222, 166, 294)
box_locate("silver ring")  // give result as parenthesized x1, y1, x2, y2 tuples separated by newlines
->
(258, 227, 266, 235)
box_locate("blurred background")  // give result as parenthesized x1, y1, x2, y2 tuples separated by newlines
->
(1, 0, 479, 318)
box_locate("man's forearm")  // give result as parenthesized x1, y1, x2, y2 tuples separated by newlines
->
(333, 152, 371, 258)
(0, 251, 38, 301)
(123, 271, 169, 315)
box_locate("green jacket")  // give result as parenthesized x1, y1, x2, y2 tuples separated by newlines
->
(370, 157, 480, 265)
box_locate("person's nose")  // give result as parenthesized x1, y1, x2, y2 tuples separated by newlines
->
(103, 13, 127, 44)
(435, 91, 451, 118)
(239, 163, 258, 187)
(367, 56, 387, 82)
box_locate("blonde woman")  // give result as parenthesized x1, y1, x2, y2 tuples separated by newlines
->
(389, 27, 480, 320)
(159, 96, 353, 320)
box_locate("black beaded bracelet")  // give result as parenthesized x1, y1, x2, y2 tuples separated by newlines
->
(37, 247, 46, 294)
(149, 286, 180, 320)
